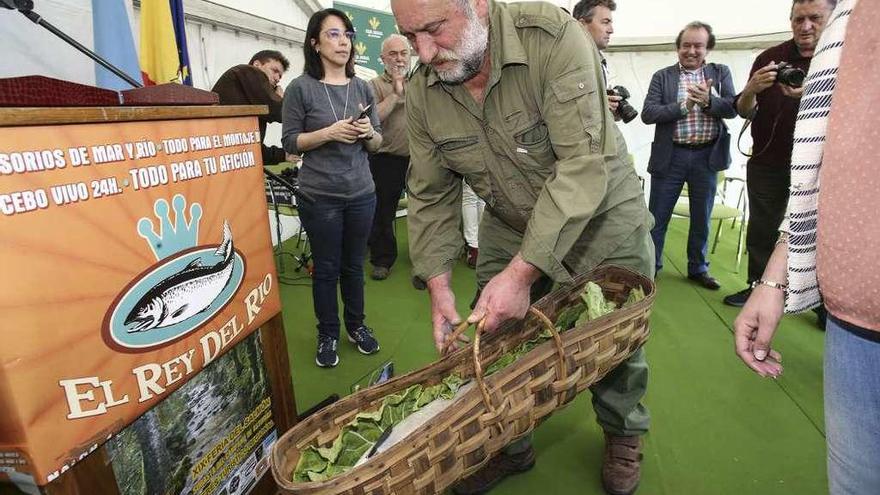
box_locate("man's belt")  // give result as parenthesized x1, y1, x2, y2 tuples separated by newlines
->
(673, 141, 714, 150)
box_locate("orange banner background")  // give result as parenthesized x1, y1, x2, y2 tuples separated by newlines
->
(0, 115, 281, 485)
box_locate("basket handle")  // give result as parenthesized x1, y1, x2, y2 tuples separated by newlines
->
(472, 307, 568, 419)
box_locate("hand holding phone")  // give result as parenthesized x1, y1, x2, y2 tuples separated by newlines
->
(357, 104, 372, 121)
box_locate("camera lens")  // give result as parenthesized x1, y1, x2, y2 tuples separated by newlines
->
(776, 64, 806, 88)
(618, 101, 638, 123)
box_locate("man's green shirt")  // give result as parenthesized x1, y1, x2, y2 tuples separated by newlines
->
(406, 0, 650, 283)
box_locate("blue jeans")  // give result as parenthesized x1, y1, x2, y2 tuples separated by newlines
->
(648, 146, 717, 276)
(298, 191, 376, 340)
(825, 315, 880, 494)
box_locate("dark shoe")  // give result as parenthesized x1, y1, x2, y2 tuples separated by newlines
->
(370, 266, 390, 280)
(602, 434, 642, 495)
(412, 276, 427, 291)
(348, 325, 380, 354)
(452, 447, 535, 495)
(315, 335, 339, 368)
(466, 246, 479, 269)
(687, 272, 721, 290)
(723, 287, 752, 307)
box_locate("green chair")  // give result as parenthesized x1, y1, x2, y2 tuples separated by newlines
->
(672, 173, 747, 272)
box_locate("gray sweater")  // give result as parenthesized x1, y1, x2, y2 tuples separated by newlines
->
(281, 74, 380, 199)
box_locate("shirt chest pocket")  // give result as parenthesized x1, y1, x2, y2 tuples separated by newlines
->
(551, 69, 602, 152)
(436, 135, 483, 175)
(508, 112, 556, 168)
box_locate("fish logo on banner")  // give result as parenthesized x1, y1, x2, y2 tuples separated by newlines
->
(102, 194, 245, 351)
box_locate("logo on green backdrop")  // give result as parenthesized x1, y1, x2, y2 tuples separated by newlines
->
(336, 2, 396, 74)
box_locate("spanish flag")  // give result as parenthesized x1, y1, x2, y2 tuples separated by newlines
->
(139, 0, 185, 85)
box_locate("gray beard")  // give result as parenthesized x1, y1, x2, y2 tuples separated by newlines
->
(434, 10, 488, 84)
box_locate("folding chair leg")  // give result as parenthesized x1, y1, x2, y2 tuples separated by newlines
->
(735, 216, 746, 272)
(711, 218, 723, 254)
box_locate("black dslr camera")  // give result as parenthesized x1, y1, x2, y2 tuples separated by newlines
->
(775, 62, 806, 88)
(607, 85, 638, 123)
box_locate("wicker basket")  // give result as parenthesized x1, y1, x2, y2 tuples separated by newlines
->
(272, 265, 654, 495)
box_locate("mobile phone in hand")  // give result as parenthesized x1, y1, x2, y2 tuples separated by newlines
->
(357, 104, 372, 120)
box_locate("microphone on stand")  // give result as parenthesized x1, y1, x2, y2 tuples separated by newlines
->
(2, 0, 142, 88)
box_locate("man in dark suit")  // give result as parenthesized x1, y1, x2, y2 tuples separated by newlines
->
(642, 21, 737, 289)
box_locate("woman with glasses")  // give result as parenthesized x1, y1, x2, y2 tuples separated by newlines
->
(282, 8, 383, 368)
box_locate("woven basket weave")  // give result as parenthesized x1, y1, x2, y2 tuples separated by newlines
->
(272, 265, 654, 495)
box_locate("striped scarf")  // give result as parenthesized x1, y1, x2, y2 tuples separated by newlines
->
(783, 0, 856, 313)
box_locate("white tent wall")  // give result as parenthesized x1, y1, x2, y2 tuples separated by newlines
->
(2, 0, 98, 87)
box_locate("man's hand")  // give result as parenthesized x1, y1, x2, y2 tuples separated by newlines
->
(780, 84, 804, 99)
(468, 254, 541, 333)
(686, 79, 713, 108)
(733, 285, 785, 378)
(391, 65, 406, 98)
(426, 272, 463, 354)
(607, 94, 622, 120)
(744, 62, 779, 97)
(323, 118, 360, 144)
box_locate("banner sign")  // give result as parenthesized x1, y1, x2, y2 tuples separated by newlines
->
(107, 331, 276, 495)
(0, 115, 281, 486)
(335, 2, 398, 75)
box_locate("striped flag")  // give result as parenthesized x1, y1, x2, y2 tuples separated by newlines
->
(170, 0, 193, 86)
(91, 0, 143, 90)
(139, 0, 187, 85)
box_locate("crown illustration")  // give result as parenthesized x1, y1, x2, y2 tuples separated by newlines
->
(369, 17, 380, 30)
(137, 194, 203, 261)
(355, 41, 367, 56)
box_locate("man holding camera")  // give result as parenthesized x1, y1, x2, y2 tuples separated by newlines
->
(642, 22, 737, 289)
(723, 0, 835, 307)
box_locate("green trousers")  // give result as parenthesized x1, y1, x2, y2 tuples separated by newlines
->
(474, 212, 654, 450)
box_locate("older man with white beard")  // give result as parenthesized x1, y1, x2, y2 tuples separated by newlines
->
(393, 0, 654, 494)
(367, 34, 412, 281)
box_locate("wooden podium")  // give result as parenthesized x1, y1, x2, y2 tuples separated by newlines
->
(0, 104, 298, 495)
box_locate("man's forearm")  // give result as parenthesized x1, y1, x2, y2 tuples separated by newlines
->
(426, 271, 453, 294)
(376, 93, 401, 121)
(507, 254, 543, 286)
(737, 91, 757, 119)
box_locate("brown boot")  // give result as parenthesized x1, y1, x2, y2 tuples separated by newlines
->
(601, 434, 642, 495)
(452, 447, 535, 495)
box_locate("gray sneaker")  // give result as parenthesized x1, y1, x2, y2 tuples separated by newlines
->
(315, 335, 339, 368)
(348, 325, 379, 354)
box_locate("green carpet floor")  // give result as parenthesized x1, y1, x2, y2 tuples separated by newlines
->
(277, 216, 828, 494)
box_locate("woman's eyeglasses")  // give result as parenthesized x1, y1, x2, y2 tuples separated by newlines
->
(322, 29, 356, 42)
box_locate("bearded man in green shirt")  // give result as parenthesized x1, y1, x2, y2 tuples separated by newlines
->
(393, 1, 654, 494)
